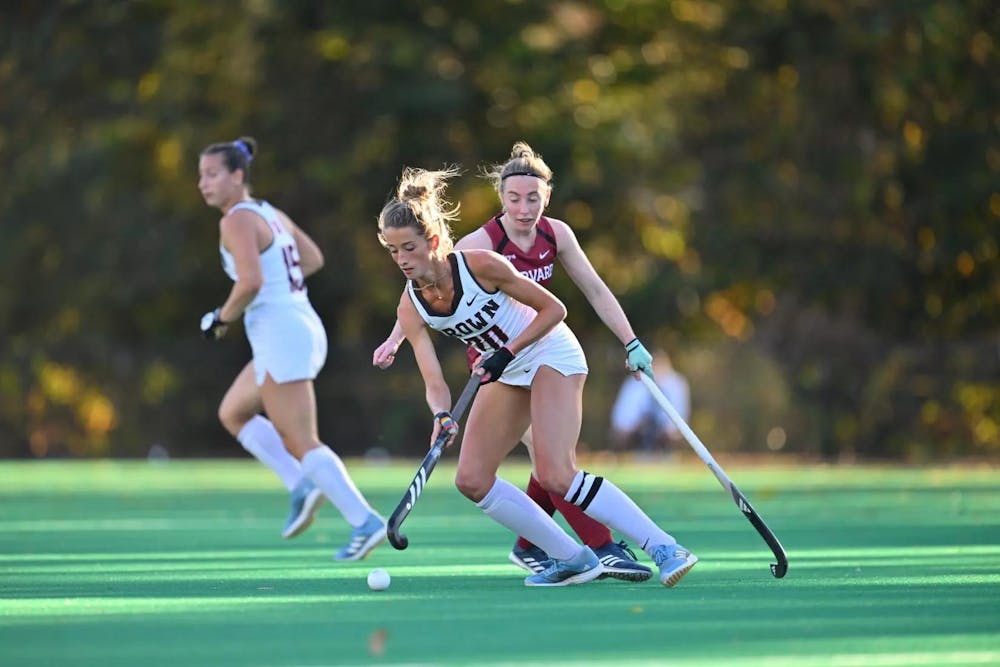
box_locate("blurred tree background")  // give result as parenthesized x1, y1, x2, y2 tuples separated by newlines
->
(1, 0, 997, 461)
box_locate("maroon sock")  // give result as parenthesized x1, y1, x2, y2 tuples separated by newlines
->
(515, 475, 556, 549)
(516, 475, 614, 550)
(551, 491, 613, 549)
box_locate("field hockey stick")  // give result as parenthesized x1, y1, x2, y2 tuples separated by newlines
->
(639, 373, 789, 578)
(387, 373, 481, 550)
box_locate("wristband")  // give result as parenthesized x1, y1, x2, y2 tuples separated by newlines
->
(434, 411, 458, 435)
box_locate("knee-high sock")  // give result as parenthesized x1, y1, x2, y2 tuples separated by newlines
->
(477, 477, 583, 562)
(525, 474, 557, 514)
(517, 475, 613, 550)
(550, 490, 613, 549)
(564, 470, 677, 558)
(516, 474, 555, 549)
(237, 415, 301, 491)
(300, 446, 374, 527)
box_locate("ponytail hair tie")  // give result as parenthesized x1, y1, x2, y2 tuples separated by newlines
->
(233, 140, 253, 162)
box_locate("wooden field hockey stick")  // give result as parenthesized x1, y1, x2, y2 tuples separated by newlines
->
(639, 373, 789, 578)
(386, 373, 481, 550)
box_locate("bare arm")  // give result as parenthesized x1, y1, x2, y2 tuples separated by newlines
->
(464, 250, 567, 355)
(550, 218, 636, 345)
(279, 211, 324, 277)
(397, 293, 452, 415)
(217, 211, 263, 322)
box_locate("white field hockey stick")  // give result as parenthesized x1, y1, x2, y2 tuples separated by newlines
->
(639, 373, 789, 578)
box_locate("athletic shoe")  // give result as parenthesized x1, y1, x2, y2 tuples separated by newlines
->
(652, 543, 698, 587)
(594, 540, 653, 582)
(524, 547, 602, 587)
(334, 513, 387, 561)
(281, 478, 325, 539)
(508, 543, 552, 574)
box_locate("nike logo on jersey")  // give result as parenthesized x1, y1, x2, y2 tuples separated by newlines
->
(465, 297, 476, 306)
(539, 250, 551, 259)
(504, 254, 517, 260)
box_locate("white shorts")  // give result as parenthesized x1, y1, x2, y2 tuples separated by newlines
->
(244, 301, 328, 386)
(498, 322, 588, 387)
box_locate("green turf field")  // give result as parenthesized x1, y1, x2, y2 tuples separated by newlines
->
(1, 459, 998, 666)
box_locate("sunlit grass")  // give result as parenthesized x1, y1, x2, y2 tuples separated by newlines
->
(1, 460, 998, 667)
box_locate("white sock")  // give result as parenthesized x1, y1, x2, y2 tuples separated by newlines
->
(237, 416, 301, 491)
(565, 470, 677, 557)
(477, 477, 582, 561)
(300, 446, 374, 527)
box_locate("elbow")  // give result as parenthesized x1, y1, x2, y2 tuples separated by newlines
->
(240, 276, 263, 294)
(301, 251, 324, 278)
(554, 299, 567, 322)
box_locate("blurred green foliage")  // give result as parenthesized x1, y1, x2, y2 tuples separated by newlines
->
(1, 1, 997, 461)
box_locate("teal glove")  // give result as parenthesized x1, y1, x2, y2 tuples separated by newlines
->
(625, 338, 654, 379)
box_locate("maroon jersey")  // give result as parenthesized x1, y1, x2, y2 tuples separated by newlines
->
(466, 214, 560, 367)
(484, 214, 558, 287)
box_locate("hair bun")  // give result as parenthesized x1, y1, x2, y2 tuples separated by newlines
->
(510, 141, 535, 159)
(234, 136, 258, 161)
(401, 183, 429, 200)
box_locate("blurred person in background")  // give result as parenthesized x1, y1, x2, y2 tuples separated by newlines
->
(374, 143, 671, 583)
(610, 349, 690, 459)
(197, 136, 385, 561)
(376, 165, 698, 587)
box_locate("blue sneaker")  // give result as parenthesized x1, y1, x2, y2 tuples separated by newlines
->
(281, 478, 325, 539)
(652, 543, 698, 587)
(334, 513, 387, 561)
(508, 542, 552, 574)
(595, 540, 653, 582)
(524, 547, 602, 587)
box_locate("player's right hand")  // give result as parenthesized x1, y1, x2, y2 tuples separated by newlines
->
(475, 347, 514, 384)
(372, 338, 401, 369)
(200, 308, 229, 340)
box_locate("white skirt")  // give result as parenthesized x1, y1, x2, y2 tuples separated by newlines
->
(498, 321, 588, 387)
(244, 301, 328, 386)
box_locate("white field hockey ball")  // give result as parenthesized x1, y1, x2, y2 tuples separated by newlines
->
(367, 568, 391, 591)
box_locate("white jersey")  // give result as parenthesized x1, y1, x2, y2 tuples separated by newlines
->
(220, 200, 326, 386)
(220, 200, 309, 311)
(407, 252, 587, 384)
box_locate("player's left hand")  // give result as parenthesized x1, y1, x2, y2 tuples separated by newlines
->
(625, 338, 654, 379)
(432, 410, 460, 448)
(200, 308, 229, 340)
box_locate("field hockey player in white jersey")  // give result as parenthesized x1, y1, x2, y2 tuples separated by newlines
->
(374, 142, 653, 582)
(376, 166, 697, 587)
(197, 136, 386, 561)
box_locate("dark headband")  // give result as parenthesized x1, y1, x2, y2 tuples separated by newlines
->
(501, 170, 546, 181)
